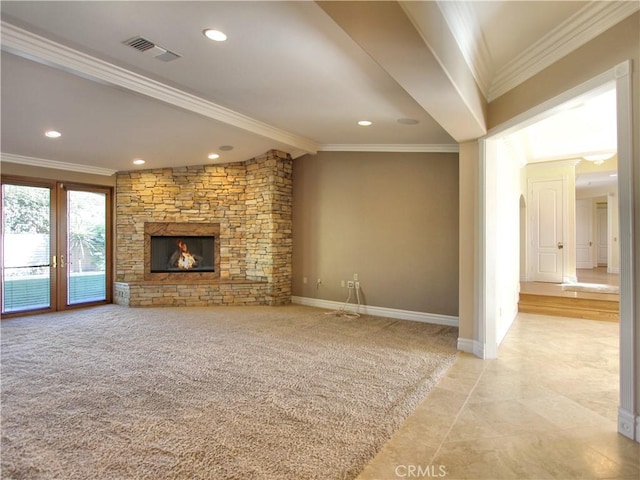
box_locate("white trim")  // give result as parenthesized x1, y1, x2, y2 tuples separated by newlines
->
(291, 296, 458, 327)
(456, 337, 475, 353)
(487, 69, 618, 138)
(489, 1, 639, 101)
(617, 408, 637, 441)
(478, 138, 498, 360)
(0, 21, 319, 155)
(0, 152, 117, 176)
(456, 337, 486, 358)
(436, 0, 493, 98)
(614, 60, 637, 443)
(318, 144, 460, 153)
(456, 337, 485, 357)
(527, 159, 582, 170)
(288, 149, 309, 160)
(637, 415, 640, 442)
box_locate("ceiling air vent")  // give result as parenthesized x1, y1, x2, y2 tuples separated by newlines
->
(122, 36, 181, 62)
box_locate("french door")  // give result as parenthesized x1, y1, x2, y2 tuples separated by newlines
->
(1, 177, 112, 315)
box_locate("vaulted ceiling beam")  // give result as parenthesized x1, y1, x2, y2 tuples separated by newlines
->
(318, 1, 487, 143)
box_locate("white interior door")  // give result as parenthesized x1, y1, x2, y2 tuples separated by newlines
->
(576, 199, 593, 269)
(597, 205, 608, 266)
(530, 179, 564, 283)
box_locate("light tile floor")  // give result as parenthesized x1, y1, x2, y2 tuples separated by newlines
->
(357, 313, 639, 479)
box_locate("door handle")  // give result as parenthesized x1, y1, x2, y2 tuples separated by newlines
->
(60, 255, 65, 268)
(557, 242, 564, 250)
(52, 255, 57, 269)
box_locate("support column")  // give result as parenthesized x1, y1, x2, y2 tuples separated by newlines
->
(245, 150, 293, 305)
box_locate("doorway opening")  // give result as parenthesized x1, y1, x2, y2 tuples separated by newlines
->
(479, 61, 635, 441)
(512, 84, 620, 319)
(1, 176, 113, 316)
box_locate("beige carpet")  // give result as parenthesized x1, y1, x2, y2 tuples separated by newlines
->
(1, 304, 458, 480)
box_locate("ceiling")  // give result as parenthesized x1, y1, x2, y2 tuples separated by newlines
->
(1, 1, 637, 174)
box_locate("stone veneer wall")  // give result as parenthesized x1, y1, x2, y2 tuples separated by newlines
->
(114, 150, 292, 307)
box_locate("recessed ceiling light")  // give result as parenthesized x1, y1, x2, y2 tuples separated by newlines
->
(203, 29, 227, 42)
(208, 153, 220, 160)
(45, 130, 62, 138)
(219, 145, 234, 151)
(133, 159, 146, 165)
(358, 120, 372, 126)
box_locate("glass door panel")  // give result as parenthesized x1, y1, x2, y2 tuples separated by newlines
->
(1, 183, 53, 313)
(1, 178, 111, 315)
(66, 189, 107, 305)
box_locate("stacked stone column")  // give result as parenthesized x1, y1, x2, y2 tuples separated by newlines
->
(245, 150, 293, 305)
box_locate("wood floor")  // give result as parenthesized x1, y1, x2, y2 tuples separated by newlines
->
(519, 267, 619, 322)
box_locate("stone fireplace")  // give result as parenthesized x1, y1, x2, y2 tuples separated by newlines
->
(114, 150, 292, 307)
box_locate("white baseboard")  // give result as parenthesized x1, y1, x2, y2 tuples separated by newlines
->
(617, 407, 637, 441)
(457, 337, 486, 358)
(457, 337, 475, 353)
(291, 296, 458, 327)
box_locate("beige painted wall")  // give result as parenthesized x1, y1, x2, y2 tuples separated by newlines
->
(292, 151, 459, 316)
(458, 141, 478, 340)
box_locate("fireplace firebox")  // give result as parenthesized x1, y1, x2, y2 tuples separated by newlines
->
(144, 223, 220, 280)
(150, 236, 215, 273)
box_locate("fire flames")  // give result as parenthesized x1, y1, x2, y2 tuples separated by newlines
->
(176, 240, 196, 270)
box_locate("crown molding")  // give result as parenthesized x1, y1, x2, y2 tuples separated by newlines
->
(526, 158, 582, 169)
(489, 1, 640, 101)
(0, 21, 319, 155)
(288, 149, 310, 159)
(436, 1, 493, 99)
(1, 152, 117, 176)
(318, 144, 459, 153)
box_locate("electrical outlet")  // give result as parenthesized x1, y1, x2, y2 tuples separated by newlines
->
(355, 281, 360, 290)
(303, 277, 307, 284)
(316, 278, 322, 288)
(347, 281, 355, 288)
(354, 273, 359, 281)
